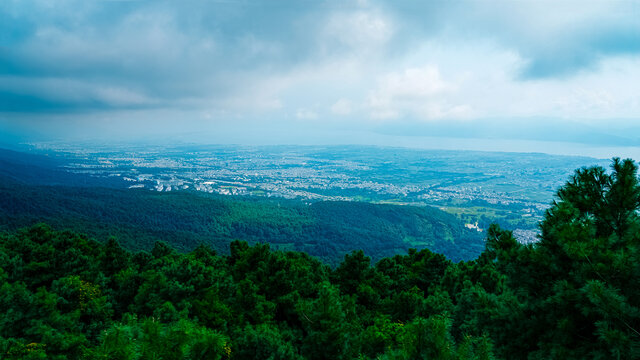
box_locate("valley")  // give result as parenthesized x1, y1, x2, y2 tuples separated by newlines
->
(28, 143, 609, 243)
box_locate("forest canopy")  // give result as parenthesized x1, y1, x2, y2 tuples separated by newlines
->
(0, 173, 485, 265)
(0, 158, 639, 359)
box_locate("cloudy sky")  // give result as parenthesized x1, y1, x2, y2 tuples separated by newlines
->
(1, 0, 639, 152)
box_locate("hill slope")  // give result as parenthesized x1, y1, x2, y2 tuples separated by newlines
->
(0, 175, 484, 263)
(0, 147, 485, 263)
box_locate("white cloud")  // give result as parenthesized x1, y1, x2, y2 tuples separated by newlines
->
(380, 65, 452, 99)
(383, 42, 640, 122)
(366, 65, 467, 120)
(320, 8, 393, 58)
(330, 99, 353, 115)
(295, 109, 319, 120)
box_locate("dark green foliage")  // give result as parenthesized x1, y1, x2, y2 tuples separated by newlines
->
(87, 316, 229, 360)
(232, 324, 302, 360)
(0, 173, 484, 265)
(0, 158, 639, 358)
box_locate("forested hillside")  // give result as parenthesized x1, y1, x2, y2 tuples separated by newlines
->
(0, 175, 484, 264)
(0, 148, 124, 188)
(1, 158, 639, 359)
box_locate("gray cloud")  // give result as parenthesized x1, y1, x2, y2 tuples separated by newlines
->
(1, 0, 639, 147)
(379, 0, 640, 79)
(0, 0, 344, 112)
(3, 0, 637, 112)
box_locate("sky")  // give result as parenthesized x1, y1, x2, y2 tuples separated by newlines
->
(1, 0, 639, 155)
